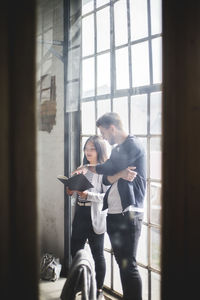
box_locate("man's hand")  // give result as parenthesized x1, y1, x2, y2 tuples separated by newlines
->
(71, 165, 88, 175)
(119, 166, 137, 182)
(71, 164, 96, 175)
(107, 166, 137, 184)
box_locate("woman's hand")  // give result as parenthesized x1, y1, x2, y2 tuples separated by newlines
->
(77, 190, 88, 200)
(66, 187, 74, 196)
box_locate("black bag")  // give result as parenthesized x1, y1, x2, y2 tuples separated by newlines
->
(40, 253, 62, 281)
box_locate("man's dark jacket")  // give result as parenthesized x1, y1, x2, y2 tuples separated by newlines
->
(96, 135, 146, 211)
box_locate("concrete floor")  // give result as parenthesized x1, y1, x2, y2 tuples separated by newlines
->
(39, 277, 115, 300)
(39, 277, 66, 300)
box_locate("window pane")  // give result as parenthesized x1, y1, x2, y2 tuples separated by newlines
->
(82, 57, 95, 97)
(131, 94, 147, 134)
(114, 0, 128, 46)
(151, 0, 162, 35)
(97, 7, 110, 52)
(97, 99, 111, 118)
(79, 1, 162, 297)
(82, 14, 94, 57)
(113, 256, 123, 294)
(113, 97, 129, 132)
(143, 191, 148, 223)
(137, 137, 148, 222)
(132, 42, 150, 87)
(96, 0, 109, 8)
(138, 266, 148, 300)
(151, 272, 161, 300)
(130, 0, 148, 41)
(97, 99, 112, 156)
(150, 182, 161, 225)
(104, 251, 112, 288)
(116, 47, 129, 89)
(81, 101, 95, 134)
(150, 137, 162, 180)
(150, 92, 162, 134)
(139, 137, 147, 159)
(137, 224, 148, 266)
(97, 53, 110, 95)
(150, 227, 161, 270)
(97, 99, 111, 137)
(152, 37, 162, 84)
(82, 0, 94, 15)
(81, 137, 89, 151)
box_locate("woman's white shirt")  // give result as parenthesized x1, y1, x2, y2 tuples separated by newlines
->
(71, 170, 109, 234)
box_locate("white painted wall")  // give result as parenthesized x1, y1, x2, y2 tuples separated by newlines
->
(36, 0, 65, 263)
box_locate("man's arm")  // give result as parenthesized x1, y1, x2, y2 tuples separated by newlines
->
(71, 158, 117, 175)
(71, 163, 97, 175)
(107, 166, 137, 184)
(96, 138, 143, 176)
(72, 138, 144, 176)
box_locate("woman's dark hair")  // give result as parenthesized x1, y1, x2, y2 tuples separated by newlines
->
(96, 112, 123, 130)
(83, 135, 108, 165)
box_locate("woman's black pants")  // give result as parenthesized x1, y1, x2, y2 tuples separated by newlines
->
(71, 205, 106, 290)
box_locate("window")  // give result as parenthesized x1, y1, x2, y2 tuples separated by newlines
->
(81, 1, 162, 299)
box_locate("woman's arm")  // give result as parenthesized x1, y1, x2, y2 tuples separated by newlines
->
(77, 175, 110, 203)
(71, 189, 106, 203)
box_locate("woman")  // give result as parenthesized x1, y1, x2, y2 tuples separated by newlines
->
(66, 135, 109, 300)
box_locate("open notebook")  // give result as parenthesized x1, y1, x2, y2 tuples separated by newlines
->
(57, 173, 93, 191)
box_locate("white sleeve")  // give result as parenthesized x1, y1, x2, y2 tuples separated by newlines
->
(87, 181, 110, 203)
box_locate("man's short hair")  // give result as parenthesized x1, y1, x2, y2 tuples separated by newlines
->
(96, 112, 123, 130)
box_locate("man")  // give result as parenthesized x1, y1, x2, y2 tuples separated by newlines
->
(75, 112, 146, 300)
